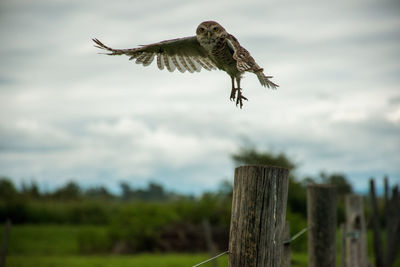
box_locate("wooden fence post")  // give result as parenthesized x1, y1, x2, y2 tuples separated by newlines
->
(369, 177, 400, 267)
(202, 219, 218, 267)
(340, 223, 346, 267)
(344, 194, 368, 267)
(307, 184, 337, 267)
(0, 219, 11, 267)
(228, 165, 289, 267)
(369, 179, 384, 267)
(385, 184, 400, 267)
(283, 221, 291, 267)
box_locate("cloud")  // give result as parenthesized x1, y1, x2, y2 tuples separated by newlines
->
(0, 0, 399, 193)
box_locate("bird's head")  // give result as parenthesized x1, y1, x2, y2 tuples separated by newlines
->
(196, 21, 227, 44)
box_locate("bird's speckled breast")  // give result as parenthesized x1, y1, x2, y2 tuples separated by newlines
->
(209, 37, 240, 77)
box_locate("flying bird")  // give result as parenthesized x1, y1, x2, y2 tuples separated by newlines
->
(93, 21, 278, 108)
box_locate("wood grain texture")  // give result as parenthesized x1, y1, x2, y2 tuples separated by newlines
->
(340, 223, 347, 267)
(283, 221, 291, 267)
(307, 184, 337, 267)
(0, 219, 11, 267)
(228, 165, 289, 267)
(369, 179, 384, 267)
(344, 194, 368, 267)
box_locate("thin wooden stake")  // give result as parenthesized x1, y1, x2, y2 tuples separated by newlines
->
(340, 223, 347, 267)
(370, 179, 384, 267)
(202, 219, 218, 267)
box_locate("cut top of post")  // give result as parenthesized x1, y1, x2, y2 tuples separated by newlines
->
(234, 165, 290, 185)
(236, 165, 289, 172)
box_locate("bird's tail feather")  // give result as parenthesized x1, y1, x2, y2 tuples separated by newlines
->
(256, 71, 279, 89)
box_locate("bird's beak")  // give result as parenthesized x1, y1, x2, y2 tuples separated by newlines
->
(207, 31, 211, 39)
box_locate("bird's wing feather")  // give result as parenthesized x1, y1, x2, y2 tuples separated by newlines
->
(226, 34, 261, 72)
(226, 35, 278, 89)
(93, 37, 217, 73)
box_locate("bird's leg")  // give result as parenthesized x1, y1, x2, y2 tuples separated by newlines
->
(230, 76, 237, 101)
(235, 78, 248, 108)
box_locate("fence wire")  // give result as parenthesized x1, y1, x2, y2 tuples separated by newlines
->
(192, 251, 229, 267)
(192, 227, 308, 266)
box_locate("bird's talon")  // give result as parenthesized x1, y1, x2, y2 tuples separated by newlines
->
(234, 88, 247, 108)
(230, 88, 237, 101)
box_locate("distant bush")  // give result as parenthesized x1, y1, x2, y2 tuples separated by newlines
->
(78, 227, 111, 254)
(0, 178, 18, 200)
(108, 202, 180, 252)
(0, 200, 117, 224)
(0, 200, 29, 223)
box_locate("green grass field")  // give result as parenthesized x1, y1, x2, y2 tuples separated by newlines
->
(1, 224, 230, 266)
(1, 224, 308, 267)
(0, 225, 304, 266)
(6, 253, 309, 267)
(6, 254, 229, 267)
(6, 224, 398, 267)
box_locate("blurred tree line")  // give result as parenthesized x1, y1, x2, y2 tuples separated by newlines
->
(0, 147, 355, 254)
(0, 179, 186, 202)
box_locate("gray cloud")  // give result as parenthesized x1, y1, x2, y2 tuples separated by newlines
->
(0, 0, 399, 193)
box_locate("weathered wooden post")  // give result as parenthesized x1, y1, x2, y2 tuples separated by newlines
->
(202, 219, 218, 267)
(283, 221, 291, 267)
(385, 184, 400, 267)
(369, 179, 384, 267)
(0, 219, 11, 267)
(344, 194, 368, 267)
(307, 184, 337, 267)
(340, 223, 346, 267)
(370, 177, 400, 267)
(228, 165, 289, 267)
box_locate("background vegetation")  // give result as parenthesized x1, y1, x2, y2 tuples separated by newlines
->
(0, 147, 395, 266)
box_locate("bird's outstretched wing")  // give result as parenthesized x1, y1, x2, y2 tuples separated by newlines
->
(226, 34, 278, 89)
(93, 37, 217, 73)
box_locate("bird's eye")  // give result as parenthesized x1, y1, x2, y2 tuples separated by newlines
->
(213, 27, 218, 32)
(199, 27, 205, 32)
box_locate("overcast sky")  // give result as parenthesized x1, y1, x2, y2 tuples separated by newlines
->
(0, 0, 399, 194)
